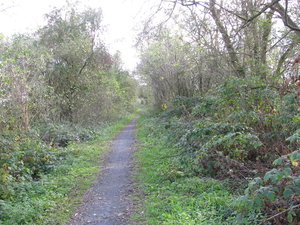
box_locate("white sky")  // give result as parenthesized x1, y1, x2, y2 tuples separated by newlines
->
(0, 0, 154, 71)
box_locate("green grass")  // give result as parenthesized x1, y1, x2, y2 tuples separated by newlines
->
(0, 112, 138, 225)
(132, 113, 262, 225)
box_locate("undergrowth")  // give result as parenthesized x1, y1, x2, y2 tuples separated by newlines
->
(134, 113, 262, 224)
(134, 76, 300, 224)
(0, 112, 138, 224)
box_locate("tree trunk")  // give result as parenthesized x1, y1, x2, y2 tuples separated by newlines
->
(209, 0, 245, 78)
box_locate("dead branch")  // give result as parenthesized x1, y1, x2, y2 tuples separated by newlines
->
(258, 204, 300, 225)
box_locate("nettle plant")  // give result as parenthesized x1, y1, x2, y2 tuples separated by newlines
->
(242, 150, 300, 223)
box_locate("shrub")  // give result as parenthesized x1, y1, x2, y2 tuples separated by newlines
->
(239, 150, 300, 224)
(37, 121, 100, 147)
(157, 76, 300, 179)
(0, 130, 62, 201)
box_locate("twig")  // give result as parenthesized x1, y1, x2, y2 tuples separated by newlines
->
(258, 204, 300, 225)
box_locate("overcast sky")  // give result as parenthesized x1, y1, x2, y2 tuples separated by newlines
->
(0, 0, 154, 71)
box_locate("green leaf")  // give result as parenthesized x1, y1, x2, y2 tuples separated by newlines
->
(254, 197, 264, 206)
(282, 167, 292, 177)
(269, 187, 279, 193)
(254, 177, 263, 184)
(292, 152, 300, 161)
(283, 188, 293, 199)
(264, 173, 272, 182)
(287, 209, 296, 222)
(286, 135, 300, 143)
(294, 177, 300, 184)
(264, 170, 282, 182)
(273, 158, 282, 165)
(293, 186, 300, 194)
(293, 116, 300, 122)
(265, 190, 276, 201)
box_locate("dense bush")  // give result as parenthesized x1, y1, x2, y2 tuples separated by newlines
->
(0, 129, 61, 200)
(160, 76, 298, 173)
(0, 118, 110, 203)
(37, 121, 100, 147)
(240, 150, 300, 224)
(156, 76, 300, 223)
(0, 111, 138, 224)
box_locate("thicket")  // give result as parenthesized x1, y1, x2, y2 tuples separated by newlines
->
(155, 76, 300, 224)
(0, 2, 139, 222)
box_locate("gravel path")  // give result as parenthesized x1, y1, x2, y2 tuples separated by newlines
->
(65, 116, 138, 225)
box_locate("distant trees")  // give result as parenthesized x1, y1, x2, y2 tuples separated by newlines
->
(137, 0, 300, 108)
(138, 32, 195, 107)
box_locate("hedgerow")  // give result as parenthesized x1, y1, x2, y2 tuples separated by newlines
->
(156, 76, 300, 223)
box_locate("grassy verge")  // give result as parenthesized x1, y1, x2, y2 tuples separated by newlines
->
(133, 113, 261, 225)
(0, 112, 138, 225)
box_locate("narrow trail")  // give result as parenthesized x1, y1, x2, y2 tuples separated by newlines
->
(66, 116, 138, 225)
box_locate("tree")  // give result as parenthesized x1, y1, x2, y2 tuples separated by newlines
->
(37, 3, 111, 122)
(179, 0, 275, 79)
(0, 34, 52, 131)
(238, 0, 300, 39)
(138, 0, 299, 86)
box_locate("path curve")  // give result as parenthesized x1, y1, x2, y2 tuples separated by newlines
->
(66, 116, 138, 225)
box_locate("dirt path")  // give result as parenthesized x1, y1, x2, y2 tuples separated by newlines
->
(65, 116, 138, 225)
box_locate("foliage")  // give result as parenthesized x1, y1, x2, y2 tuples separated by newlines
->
(137, 32, 205, 108)
(240, 150, 300, 224)
(0, 2, 138, 133)
(0, 33, 53, 131)
(134, 113, 263, 224)
(140, 75, 300, 223)
(0, 112, 137, 224)
(0, 2, 139, 223)
(37, 3, 114, 122)
(0, 129, 62, 200)
(139, 0, 300, 111)
(157, 76, 298, 175)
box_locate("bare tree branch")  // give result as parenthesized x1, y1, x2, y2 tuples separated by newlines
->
(0, 2, 15, 13)
(163, 0, 207, 9)
(270, 1, 300, 38)
(269, 30, 292, 51)
(161, 0, 178, 25)
(241, 0, 280, 29)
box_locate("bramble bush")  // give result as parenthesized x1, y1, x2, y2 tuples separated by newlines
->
(239, 150, 300, 224)
(156, 76, 300, 222)
(0, 129, 63, 201)
(159, 76, 299, 173)
(37, 120, 99, 147)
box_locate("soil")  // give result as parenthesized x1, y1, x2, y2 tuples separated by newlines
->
(65, 115, 139, 225)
